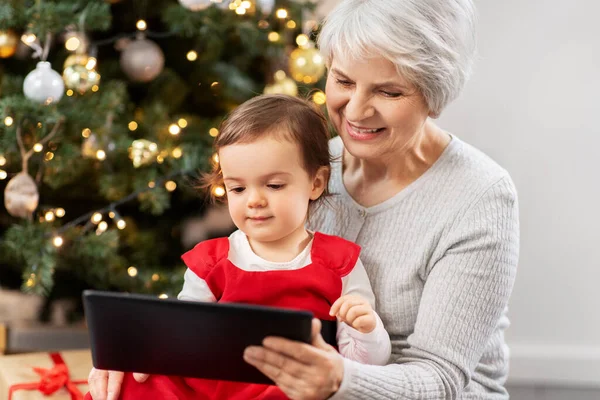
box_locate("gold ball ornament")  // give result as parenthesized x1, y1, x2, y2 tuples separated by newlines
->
(4, 172, 39, 219)
(63, 64, 100, 94)
(120, 38, 164, 82)
(289, 45, 326, 84)
(129, 139, 159, 168)
(63, 53, 94, 69)
(264, 72, 298, 96)
(0, 29, 18, 58)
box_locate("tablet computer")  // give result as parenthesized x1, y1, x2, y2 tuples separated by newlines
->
(83, 290, 335, 384)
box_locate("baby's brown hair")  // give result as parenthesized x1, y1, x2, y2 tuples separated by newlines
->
(203, 94, 332, 204)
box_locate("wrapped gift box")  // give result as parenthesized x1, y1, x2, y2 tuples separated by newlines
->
(0, 350, 92, 400)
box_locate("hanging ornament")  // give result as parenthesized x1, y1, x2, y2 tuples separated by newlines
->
(256, 0, 275, 14)
(129, 139, 159, 168)
(0, 29, 18, 58)
(63, 64, 100, 94)
(179, 0, 213, 11)
(23, 62, 65, 104)
(264, 71, 298, 96)
(82, 134, 101, 158)
(120, 37, 164, 82)
(4, 172, 39, 219)
(288, 43, 326, 84)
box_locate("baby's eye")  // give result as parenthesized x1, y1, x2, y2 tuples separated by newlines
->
(229, 187, 245, 193)
(267, 184, 285, 190)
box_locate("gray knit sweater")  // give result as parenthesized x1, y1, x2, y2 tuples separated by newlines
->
(309, 135, 519, 399)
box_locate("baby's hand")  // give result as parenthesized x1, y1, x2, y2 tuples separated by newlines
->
(329, 294, 376, 334)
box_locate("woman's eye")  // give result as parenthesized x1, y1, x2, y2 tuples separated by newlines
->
(267, 184, 285, 190)
(229, 187, 245, 193)
(381, 91, 402, 98)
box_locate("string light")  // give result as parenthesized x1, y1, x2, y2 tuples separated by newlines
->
(165, 181, 177, 192)
(296, 34, 309, 47)
(82, 128, 91, 138)
(276, 8, 288, 18)
(268, 32, 280, 42)
(172, 147, 183, 158)
(186, 51, 198, 61)
(0, 155, 6, 166)
(152, 273, 160, 282)
(213, 186, 226, 197)
(91, 212, 103, 224)
(116, 219, 127, 230)
(45, 211, 55, 222)
(212, 153, 219, 164)
(177, 118, 188, 128)
(65, 36, 81, 51)
(0, 170, 7, 180)
(108, 211, 116, 219)
(4, 116, 13, 126)
(148, 181, 155, 188)
(91, 85, 99, 92)
(159, 294, 168, 299)
(21, 33, 36, 44)
(235, 7, 246, 15)
(168, 124, 181, 135)
(33, 143, 43, 152)
(97, 221, 108, 234)
(312, 91, 326, 105)
(128, 266, 138, 277)
(128, 121, 138, 131)
(53, 236, 64, 247)
(55, 208, 66, 218)
(96, 150, 106, 160)
(66, 90, 74, 97)
(45, 152, 54, 161)
(209, 128, 219, 137)
(86, 57, 97, 70)
(136, 20, 147, 31)
(286, 20, 296, 29)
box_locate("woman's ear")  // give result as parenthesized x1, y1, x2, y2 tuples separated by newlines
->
(310, 166, 330, 200)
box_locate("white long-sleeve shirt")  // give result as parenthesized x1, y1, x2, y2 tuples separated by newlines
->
(179, 229, 392, 366)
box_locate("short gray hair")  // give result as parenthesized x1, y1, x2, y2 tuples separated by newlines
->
(318, 0, 477, 117)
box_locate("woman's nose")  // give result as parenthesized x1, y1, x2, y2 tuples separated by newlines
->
(344, 91, 375, 121)
(247, 189, 266, 208)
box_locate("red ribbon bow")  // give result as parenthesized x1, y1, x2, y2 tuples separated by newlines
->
(8, 352, 87, 400)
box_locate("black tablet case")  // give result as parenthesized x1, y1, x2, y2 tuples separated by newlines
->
(83, 290, 335, 384)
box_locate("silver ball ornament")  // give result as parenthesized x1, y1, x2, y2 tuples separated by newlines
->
(120, 38, 164, 82)
(23, 62, 65, 104)
(179, 0, 213, 11)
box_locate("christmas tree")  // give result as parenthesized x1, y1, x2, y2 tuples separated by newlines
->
(0, 0, 326, 312)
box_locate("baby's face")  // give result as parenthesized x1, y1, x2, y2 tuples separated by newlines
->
(219, 136, 320, 250)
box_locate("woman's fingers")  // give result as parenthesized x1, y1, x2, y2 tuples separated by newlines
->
(133, 373, 149, 382)
(88, 368, 109, 400)
(106, 371, 124, 400)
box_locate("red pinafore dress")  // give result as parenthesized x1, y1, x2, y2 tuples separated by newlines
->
(85, 232, 359, 400)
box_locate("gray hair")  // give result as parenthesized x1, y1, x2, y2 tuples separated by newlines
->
(318, 0, 477, 117)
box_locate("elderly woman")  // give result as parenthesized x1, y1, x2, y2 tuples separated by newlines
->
(242, 0, 519, 399)
(89, 0, 519, 399)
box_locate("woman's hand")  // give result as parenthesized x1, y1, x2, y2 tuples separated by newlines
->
(87, 368, 149, 400)
(243, 318, 344, 400)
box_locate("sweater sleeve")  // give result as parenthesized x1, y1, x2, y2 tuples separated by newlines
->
(330, 176, 519, 400)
